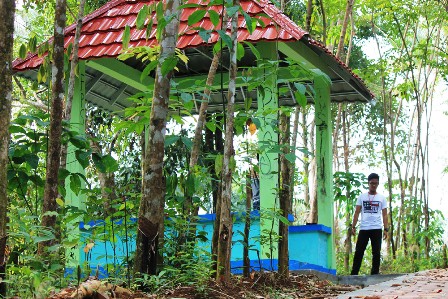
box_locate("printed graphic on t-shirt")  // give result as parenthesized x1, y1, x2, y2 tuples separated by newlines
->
(363, 201, 380, 213)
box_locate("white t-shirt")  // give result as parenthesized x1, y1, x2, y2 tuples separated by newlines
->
(356, 192, 387, 230)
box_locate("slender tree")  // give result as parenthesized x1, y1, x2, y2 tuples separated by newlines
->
(278, 112, 291, 277)
(38, 0, 67, 255)
(0, 0, 15, 295)
(134, 0, 180, 275)
(180, 49, 222, 246)
(215, 0, 238, 282)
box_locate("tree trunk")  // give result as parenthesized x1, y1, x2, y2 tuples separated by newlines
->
(180, 51, 222, 247)
(0, 0, 15, 295)
(278, 112, 291, 277)
(38, 0, 67, 255)
(342, 110, 352, 272)
(60, 0, 86, 170)
(301, 109, 310, 207)
(243, 171, 252, 277)
(317, 0, 327, 45)
(308, 119, 318, 224)
(216, 2, 238, 282)
(332, 0, 355, 172)
(305, 0, 313, 32)
(134, 0, 180, 276)
(188, 52, 222, 171)
(335, 0, 355, 59)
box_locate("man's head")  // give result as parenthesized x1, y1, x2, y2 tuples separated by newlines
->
(368, 173, 379, 193)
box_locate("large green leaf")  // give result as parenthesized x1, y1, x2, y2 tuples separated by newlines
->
(140, 60, 158, 82)
(69, 135, 88, 149)
(136, 5, 148, 30)
(188, 9, 207, 26)
(198, 28, 212, 42)
(122, 25, 131, 50)
(70, 174, 82, 195)
(161, 56, 178, 76)
(215, 154, 223, 176)
(58, 168, 71, 181)
(243, 41, 260, 60)
(92, 153, 106, 173)
(180, 92, 193, 102)
(208, 10, 220, 27)
(241, 10, 254, 34)
(294, 82, 307, 108)
(181, 136, 193, 149)
(9, 125, 27, 134)
(237, 42, 245, 61)
(185, 173, 196, 196)
(75, 149, 91, 169)
(102, 154, 119, 173)
(226, 5, 239, 16)
(19, 44, 27, 59)
(28, 36, 37, 53)
(216, 30, 233, 50)
(24, 154, 39, 169)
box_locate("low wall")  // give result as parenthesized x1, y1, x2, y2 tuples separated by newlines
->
(75, 212, 335, 277)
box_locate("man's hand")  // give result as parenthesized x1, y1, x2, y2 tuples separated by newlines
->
(351, 226, 356, 236)
(383, 230, 388, 240)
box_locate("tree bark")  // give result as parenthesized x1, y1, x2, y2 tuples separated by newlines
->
(278, 112, 291, 277)
(342, 110, 352, 271)
(301, 109, 310, 206)
(38, 0, 67, 255)
(0, 0, 15, 295)
(308, 119, 318, 224)
(216, 2, 238, 282)
(243, 171, 252, 277)
(305, 0, 313, 32)
(134, 0, 180, 276)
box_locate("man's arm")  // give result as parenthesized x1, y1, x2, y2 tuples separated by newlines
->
(351, 205, 361, 235)
(382, 208, 389, 239)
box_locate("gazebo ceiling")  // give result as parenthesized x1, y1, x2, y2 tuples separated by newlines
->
(12, 0, 374, 114)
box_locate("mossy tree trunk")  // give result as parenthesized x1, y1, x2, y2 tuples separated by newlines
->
(38, 0, 67, 255)
(278, 112, 291, 277)
(215, 1, 238, 282)
(134, 0, 180, 275)
(0, 0, 15, 296)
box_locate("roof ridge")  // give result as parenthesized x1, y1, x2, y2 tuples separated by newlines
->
(253, 0, 309, 40)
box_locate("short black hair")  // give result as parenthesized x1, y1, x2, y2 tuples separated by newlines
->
(368, 173, 379, 182)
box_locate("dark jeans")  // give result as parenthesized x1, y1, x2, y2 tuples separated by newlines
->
(351, 229, 382, 275)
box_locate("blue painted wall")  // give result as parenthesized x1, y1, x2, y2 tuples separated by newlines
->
(77, 213, 335, 277)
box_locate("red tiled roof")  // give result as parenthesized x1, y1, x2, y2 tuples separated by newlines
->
(13, 0, 308, 71)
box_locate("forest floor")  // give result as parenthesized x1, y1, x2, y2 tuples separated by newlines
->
(43, 272, 362, 299)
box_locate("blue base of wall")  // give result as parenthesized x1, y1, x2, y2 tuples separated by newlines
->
(230, 259, 336, 275)
(66, 259, 336, 279)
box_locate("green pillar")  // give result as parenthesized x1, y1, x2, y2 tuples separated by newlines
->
(65, 61, 87, 268)
(256, 42, 279, 261)
(313, 72, 335, 269)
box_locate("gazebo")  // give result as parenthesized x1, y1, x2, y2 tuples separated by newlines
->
(13, 0, 374, 275)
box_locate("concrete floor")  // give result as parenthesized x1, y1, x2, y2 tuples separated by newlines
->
(295, 269, 448, 298)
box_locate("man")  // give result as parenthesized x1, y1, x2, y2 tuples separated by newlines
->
(351, 173, 389, 275)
